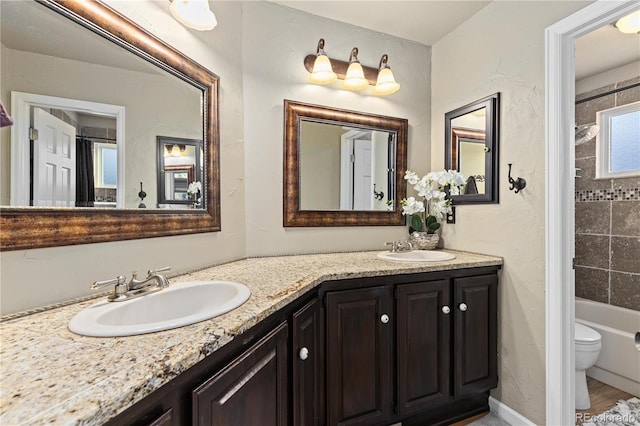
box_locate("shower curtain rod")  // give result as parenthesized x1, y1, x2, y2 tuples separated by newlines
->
(576, 82, 640, 105)
(76, 135, 116, 142)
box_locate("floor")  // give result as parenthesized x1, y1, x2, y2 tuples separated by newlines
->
(452, 412, 511, 426)
(575, 377, 635, 425)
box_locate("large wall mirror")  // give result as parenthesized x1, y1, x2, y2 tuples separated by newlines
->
(284, 100, 407, 226)
(445, 93, 500, 204)
(0, 0, 220, 250)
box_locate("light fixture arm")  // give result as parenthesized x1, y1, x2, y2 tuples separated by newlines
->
(316, 38, 326, 55)
(379, 54, 390, 70)
(348, 47, 359, 63)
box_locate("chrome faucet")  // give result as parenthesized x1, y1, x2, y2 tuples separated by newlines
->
(91, 267, 171, 302)
(385, 240, 413, 253)
(128, 267, 171, 291)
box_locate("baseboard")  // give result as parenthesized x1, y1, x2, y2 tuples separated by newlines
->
(588, 366, 640, 397)
(489, 396, 537, 426)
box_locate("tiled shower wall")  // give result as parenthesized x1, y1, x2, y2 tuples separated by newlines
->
(574, 77, 640, 311)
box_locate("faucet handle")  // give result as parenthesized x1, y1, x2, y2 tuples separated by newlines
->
(384, 241, 399, 252)
(91, 275, 126, 290)
(147, 266, 171, 276)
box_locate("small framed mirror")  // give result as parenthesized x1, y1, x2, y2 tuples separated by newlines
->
(157, 136, 203, 208)
(445, 93, 500, 204)
(284, 100, 407, 227)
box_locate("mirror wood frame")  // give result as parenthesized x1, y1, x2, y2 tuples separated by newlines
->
(444, 93, 500, 205)
(283, 100, 408, 227)
(0, 0, 221, 251)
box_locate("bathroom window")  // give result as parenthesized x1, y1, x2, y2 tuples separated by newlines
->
(94, 142, 117, 188)
(596, 101, 640, 179)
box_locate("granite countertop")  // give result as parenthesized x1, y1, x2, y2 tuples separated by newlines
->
(0, 250, 502, 425)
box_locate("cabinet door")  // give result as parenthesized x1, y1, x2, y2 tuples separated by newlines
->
(326, 286, 392, 426)
(293, 298, 323, 426)
(192, 322, 288, 426)
(396, 279, 451, 417)
(453, 274, 498, 397)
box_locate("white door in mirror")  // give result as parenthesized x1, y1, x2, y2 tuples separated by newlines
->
(377, 250, 456, 262)
(68, 281, 250, 337)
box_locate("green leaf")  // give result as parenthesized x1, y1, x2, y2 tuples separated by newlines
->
(427, 222, 441, 233)
(410, 215, 423, 231)
(425, 215, 438, 226)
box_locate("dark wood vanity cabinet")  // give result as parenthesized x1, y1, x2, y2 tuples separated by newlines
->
(322, 270, 498, 426)
(396, 279, 451, 417)
(325, 286, 393, 426)
(106, 267, 498, 426)
(192, 322, 289, 426)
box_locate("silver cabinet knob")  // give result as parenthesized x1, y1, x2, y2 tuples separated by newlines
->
(459, 303, 468, 312)
(298, 347, 309, 361)
(442, 305, 451, 314)
(380, 314, 390, 324)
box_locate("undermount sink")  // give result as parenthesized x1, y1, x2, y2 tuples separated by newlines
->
(377, 250, 456, 262)
(69, 280, 251, 337)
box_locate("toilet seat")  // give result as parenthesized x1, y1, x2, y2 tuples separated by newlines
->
(575, 323, 601, 351)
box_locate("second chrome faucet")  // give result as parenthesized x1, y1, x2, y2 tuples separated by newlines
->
(92, 267, 171, 302)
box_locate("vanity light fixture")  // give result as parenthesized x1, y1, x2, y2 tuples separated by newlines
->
(303, 40, 399, 95)
(342, 48, 369, 91)
(170, 0, 217, 31)
(373, 54, 400, 96)
(309, 39, 337, 84)
(614, 10, 640, 34)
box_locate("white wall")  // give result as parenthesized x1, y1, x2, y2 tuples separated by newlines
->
(576, 60, 640, 94)
(0, 0, 246, 315)
(242, 2, 431, 256)
(0, 46, 201, 208)
(430, 1, 591, 424)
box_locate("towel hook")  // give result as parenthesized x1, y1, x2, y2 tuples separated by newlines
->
(508, 164, 526, 194)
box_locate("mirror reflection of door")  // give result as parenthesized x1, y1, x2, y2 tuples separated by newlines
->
(157, 136, 203, 208)
(450, 107, 487, 195)
(299, 120, 394, 211)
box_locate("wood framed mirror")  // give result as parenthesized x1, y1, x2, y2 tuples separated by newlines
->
(0, 0, 220, 251)
(445, 93, 500, 204)
(156, 136, 203, 208)
(283, 100, 407, 227)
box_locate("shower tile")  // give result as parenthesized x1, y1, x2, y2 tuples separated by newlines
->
(575, 201, 610, 235)
(612, 177, 640, 191)
(611, 236, 640, 274)
(575, 158, 611, 191)
(615, 77, 640, 106)
(610, 272, 640, 311)
(575, 92, 615, 126)
(575, 138, 595, 160)
(611, 201, 640, 237)
(575, 267, 609, 303)
(575, 234, 610, 269)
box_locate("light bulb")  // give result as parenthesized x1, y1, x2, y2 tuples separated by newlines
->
(170, 0, 217, 31)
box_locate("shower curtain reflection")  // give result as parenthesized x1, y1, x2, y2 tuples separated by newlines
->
(75, 136, 95, 207)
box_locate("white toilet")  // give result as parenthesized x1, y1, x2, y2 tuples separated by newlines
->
(575, 322, 602, 410)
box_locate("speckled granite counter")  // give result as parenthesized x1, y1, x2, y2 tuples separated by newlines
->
(0, 250, 502, 425)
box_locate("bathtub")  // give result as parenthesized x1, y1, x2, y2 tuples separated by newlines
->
(575, 298, 640, 397)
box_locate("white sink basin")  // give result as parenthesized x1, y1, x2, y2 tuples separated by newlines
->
(377, 250, 456, 262)
(69, 280, 251, 337)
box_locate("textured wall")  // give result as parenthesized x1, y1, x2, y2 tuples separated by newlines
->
(430, 1, 591, 423)
(0, 0, 247, 315)
(575, 77, 640, 311)
(242, 2, 431, 256)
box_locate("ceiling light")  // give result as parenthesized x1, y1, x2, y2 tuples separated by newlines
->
(170, 0, 217, 31)
(309, 39, 337, 84)
(373, 54, 400, 96)
(615, 10, 640, 34)
(342, 48, 369, 91)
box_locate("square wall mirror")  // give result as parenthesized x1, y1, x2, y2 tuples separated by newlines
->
(445, 93, 500, 204)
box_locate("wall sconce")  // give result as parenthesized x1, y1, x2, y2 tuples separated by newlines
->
(170, 0, 217, 31)
(373, 54, 400, 96)
(303, 39, 400, 95)
(342, 48, 369, 91)
(309, 39, 337, 84)
(615, 10, 640, 34)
